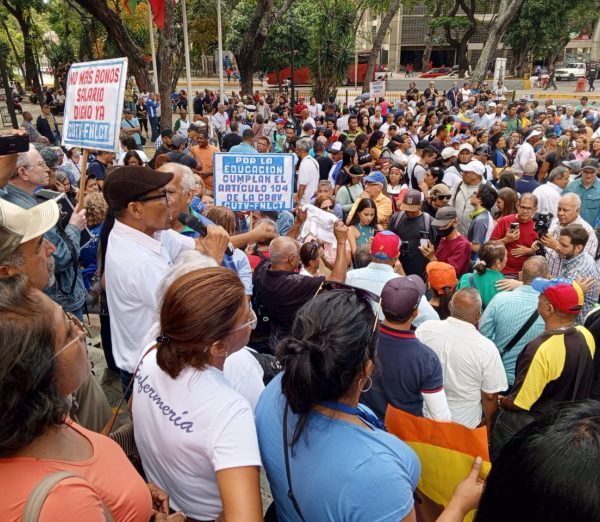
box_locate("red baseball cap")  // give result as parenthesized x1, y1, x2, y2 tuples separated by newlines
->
(532, 277, 584, 315)
(371, 231, 400, 260)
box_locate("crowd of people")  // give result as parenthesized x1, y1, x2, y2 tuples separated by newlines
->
(2, 77, 600, 521)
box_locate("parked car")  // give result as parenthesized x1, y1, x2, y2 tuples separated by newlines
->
(555, 63, 587, 81)
(419, 67, 454, 78)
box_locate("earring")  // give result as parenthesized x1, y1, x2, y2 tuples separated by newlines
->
(360, 376, 373, 393)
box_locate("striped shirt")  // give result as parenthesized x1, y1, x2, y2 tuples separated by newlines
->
(560, 251, 600, 323)
(479, 285, 546, 385)
(509, 325, 595, 411)
(546, 216, 598, 277)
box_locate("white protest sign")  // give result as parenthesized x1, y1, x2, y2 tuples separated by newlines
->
(299, 204, 338, 244)
(62, 57, 128, 152)
(213, 153, 295, 211)
(369, 80, 386, 98)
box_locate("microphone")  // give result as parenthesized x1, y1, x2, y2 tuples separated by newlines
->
(178, 212, 234, 257)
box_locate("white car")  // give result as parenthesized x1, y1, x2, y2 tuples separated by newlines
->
(555, 63, 586, 81)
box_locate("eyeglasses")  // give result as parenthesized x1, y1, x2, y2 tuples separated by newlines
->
(230, 308, 257, 333)
(314, 281, 382, 337)
(137, 190, 169, 204)
(519, 205, 536, 212)
(54, 312, 89, 359)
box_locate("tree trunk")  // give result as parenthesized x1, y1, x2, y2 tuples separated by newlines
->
(234, 0, 294, 95)
(157, 0, 178, 130)
(1, 3, 41, 96)
(421, 0, 443, 72)
(361, 0, 401, 93)
(72, 0, 150, 91)
(445, 0, 477, 78)
(0, 16, 25, 80)
(471, 0, 526, 85)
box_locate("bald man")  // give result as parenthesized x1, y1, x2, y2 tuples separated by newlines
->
(539, 193, 598, 277)
(416, 288, 508, 430)
(252, 216, 349, 340)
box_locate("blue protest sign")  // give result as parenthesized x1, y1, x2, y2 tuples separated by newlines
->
(213, 153, 295, 211)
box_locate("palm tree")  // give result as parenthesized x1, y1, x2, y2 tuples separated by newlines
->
(307, 0, 355, 101)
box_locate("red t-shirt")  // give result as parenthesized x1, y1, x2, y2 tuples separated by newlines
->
(435, 234, 472, 277)
(490, 214, 538, 275)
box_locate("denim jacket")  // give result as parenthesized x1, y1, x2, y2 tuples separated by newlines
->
(2, 184, 87, 312)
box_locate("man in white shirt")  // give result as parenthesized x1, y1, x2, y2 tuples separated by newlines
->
(295, 137, 320, 205)
(470, 105, 492, 129)
(369, 106, 384, 127)
(103, 166, 229, 393)
(212, 103, 229, 137)
(416, 288, 508, 430)
(513, 129, 542, 175)
(532, 166, 570, 215)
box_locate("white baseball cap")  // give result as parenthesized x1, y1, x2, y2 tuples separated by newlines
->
(460, 160, 486, 177)
(458, 143, 474, 153)
(0, 199, 59, 263)
(330, 142, 343, 153)
(441, 147, 459, 160)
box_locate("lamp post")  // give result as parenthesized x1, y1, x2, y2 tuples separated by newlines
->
(289, 12, 296, 117)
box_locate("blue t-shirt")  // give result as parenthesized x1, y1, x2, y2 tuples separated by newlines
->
(256, 373, 420, 522)
(362, 326, 443, 419)
(515, 175, 540, 195)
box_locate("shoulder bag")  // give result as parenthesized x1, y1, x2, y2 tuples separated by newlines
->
(23, 471, 113, 522)
(491, 328, 588, 461)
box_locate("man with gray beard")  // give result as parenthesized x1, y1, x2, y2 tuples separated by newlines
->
(0, 197, 112, 432)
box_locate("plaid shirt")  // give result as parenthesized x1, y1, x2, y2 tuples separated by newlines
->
(561, 251, 600, 323)
(546, 216, 598, 277)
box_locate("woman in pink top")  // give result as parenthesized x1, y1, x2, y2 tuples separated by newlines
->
(0, 275, 181, 521)
(573, 136, 591, 162)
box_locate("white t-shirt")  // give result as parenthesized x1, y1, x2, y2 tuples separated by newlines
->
(133, 351, 262, 520)
(297, 155, 320, 205)
(118, 149, 150, 165)
(415, 317, 508, 428)
(223, 348, 265, 411)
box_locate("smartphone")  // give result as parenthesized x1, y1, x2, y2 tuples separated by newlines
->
(509, 222, 519, 231)
(35, 189, 93, 248)
(400, 242, 409, 255)
(0, 133, 29, 156)
(419, 231, 430, 247)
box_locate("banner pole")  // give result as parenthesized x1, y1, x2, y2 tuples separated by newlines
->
(77, 148, 90, 209)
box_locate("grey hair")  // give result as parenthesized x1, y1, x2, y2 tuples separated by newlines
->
(318, 179, 333, 189)
(519, 192, 538, 207)
(180, 166, 196, 193)
(560, 192, 581, 209)
(296, 138, 312, 152)
(12, 146, 35, 179)
(0, 247, 25, 269)
(548, 166, 569, 183)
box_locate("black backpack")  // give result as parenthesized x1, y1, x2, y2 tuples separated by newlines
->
(251, 257, 272, 339)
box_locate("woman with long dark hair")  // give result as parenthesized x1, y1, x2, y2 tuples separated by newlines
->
(256, 287, 481, 521)
(348, 198, 379, 254)
(0, 275, 179, 520)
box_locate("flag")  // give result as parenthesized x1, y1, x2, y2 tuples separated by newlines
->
(123, 0, 137, 14)
(385, 405, 491, 522)
(148, 0, 166, 30)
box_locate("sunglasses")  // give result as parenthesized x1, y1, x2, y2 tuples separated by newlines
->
(314, 281, 382, 337)
(321, 205, 334, 211)
(434, 195, 452, 201)
(137, 190, 169, 203)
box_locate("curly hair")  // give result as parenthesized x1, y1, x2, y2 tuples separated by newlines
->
(0, 275, 69, 456)
(84, 192, 108, 228)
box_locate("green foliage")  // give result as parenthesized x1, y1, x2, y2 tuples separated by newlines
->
(307, 0, 355, 99)
(504, 0, 600, 62)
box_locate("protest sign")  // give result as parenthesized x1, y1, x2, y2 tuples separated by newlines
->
(62, 58, 128, 153)
(369, 80, 386, 98)
(213, 153, 295, 211)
